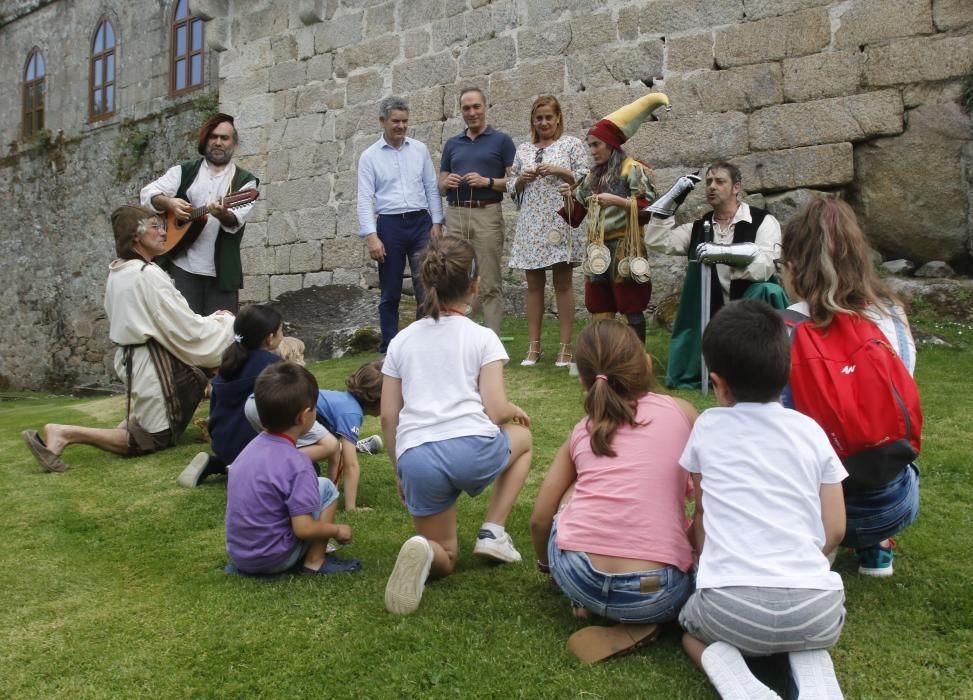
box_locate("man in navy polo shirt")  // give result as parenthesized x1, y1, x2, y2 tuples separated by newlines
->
(438, 87, 516, 335)
(358, 96, 444, 352)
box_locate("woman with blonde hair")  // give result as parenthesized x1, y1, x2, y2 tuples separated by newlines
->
(507, 95, 589, 367)
(779, 197, 920, 577)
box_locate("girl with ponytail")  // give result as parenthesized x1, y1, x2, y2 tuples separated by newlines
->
(382, 236, 533, 615)
(178, 304, 339, 487)
(530, 320, 698, 661)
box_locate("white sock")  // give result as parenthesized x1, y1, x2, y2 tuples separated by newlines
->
(700, 642, 782, 700)
(479, 522, 505, 539)
(789, 649, 843, 699)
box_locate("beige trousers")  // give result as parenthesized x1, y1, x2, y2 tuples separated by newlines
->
(445, 204, 505, 334)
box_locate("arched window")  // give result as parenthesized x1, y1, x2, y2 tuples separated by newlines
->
(170, 0, 204, 95)
(23, 48, 46, 138)
(90, 18, 116, 122)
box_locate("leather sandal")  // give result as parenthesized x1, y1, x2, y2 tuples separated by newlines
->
(566, 623, 659, 664)
(555, 343, 573, 367)
(21, 430, 70, 473)
(520, 341, 543, 366)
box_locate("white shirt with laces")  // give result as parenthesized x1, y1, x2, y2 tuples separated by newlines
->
(140, 160, 256, 277)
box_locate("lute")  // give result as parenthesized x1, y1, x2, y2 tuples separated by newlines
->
(163, 188, 260, 255)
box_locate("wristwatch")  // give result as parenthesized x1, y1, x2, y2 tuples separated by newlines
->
(488, 177, 495, 189)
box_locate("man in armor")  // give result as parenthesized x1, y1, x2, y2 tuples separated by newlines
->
(645, 162, 786, 389)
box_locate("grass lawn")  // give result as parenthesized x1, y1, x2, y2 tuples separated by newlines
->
(2, 315, 971, 698)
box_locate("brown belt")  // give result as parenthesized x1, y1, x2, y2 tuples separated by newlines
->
(447, 199, 502, 208)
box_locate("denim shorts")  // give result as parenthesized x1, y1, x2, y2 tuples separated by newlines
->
(397, 432, 511, 517)
(842, 463, 920, 549)
(261, 477, 339, 575)
(547, 516, 693, 624)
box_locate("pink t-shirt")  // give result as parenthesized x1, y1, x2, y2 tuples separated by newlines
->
(556, 393, 695, 572)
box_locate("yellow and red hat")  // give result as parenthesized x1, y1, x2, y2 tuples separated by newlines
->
(587, 92, 670, 149)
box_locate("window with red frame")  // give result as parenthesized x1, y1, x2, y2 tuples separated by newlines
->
(23, 47, 45, 138)
(90, 17, 117, 121)
(171, 0, 204, 95)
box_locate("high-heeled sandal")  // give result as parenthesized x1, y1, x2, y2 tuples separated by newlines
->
(555, 343, 573, 367)
(520, 340, 543, 366)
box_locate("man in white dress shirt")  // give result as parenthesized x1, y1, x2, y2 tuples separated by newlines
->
(357, 96, 444, 352)
(141, 113, 258, 315)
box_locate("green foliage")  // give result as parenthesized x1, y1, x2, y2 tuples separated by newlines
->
(113, 119, 151, 182)
(193, 92, 220, 121)
(961, 68, 973, 115)
(1, 318, 971, 697)
(29, 127, 52, 149)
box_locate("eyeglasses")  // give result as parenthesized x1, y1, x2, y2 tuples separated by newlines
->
(773, 258, 786, 274)
(534, 148, 545, 164)
(469, 256, 478, 281)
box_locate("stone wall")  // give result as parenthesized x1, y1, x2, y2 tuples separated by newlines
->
(0, 0, 221, 390)
(1, 0, 972, 390)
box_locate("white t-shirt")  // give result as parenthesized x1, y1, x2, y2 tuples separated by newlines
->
(382, 316, 508, 459)
(679, 402, 847, 591)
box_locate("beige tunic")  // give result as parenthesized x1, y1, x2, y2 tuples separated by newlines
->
(104, 259, 235, 433)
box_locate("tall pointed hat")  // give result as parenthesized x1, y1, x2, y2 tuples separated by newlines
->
(587, 92, 670, 149)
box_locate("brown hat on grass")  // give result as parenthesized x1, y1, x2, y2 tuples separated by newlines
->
(197, 113, 236, 155)
(111, 204, 158, 259)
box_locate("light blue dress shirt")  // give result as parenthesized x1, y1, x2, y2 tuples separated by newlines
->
(356, 136, 444, 237)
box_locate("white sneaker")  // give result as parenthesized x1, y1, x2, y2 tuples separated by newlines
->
(473, 529, 522, 563)
(356, 434, 383, 455)
(385, 536, 434, 615)
(788, 649, 844, 699)
(176, 452, 211, 489)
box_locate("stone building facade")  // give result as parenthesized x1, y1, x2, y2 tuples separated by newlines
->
(1, 0, 972, 391)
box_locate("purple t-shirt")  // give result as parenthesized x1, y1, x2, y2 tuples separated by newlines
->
(225, 432, 320, 573)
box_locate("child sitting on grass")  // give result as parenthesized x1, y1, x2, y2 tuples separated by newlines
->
(178, 305, 339, 488)
(225, 362, 360, 576)
(241, 359, 384, 511)
(530, 319, 698, 663)
(382, 236, 533, 615)
(679, 300, 846, 700)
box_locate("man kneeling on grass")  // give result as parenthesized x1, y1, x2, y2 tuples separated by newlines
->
(225, 362, 361, 576)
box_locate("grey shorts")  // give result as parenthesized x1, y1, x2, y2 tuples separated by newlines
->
(244, 395, 333, 447)
(679, 586, 845, 656)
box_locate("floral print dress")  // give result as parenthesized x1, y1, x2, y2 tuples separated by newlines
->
(507, 135, 590, 270)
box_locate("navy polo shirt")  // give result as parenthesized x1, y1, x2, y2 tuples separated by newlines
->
(440, 125, 516, 203)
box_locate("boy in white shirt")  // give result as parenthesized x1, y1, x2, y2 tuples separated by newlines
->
(679, 299, 847, 700)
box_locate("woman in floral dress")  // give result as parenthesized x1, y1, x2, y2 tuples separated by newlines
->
(507, 95, 590, 367)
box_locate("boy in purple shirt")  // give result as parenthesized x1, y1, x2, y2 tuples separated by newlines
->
(225, 362, 361, 575)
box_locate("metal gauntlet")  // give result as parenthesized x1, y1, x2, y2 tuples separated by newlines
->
(645, 173, 701, 218)
(695, 242, 760, 266)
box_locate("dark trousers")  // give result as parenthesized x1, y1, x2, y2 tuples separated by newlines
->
(377, 211, 431, 351)
(170, 265, 239, 316)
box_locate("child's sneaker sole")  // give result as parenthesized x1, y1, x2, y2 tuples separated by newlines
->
(385, 536, 433, 615)
(176, 452, 210, 488)
(858, 563, 894, 577)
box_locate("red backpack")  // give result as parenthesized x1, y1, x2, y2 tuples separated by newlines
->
(781, 310, 922, 491)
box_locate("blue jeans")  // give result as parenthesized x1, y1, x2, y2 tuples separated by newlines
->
(547, 517, 693, 624)
(842, 464, 920, 549)
(377, 211, 431, 351)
